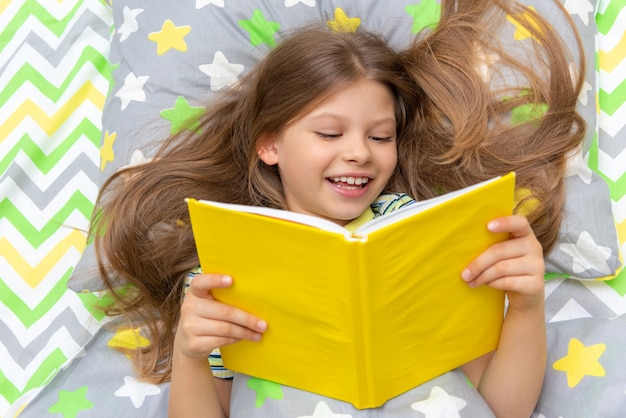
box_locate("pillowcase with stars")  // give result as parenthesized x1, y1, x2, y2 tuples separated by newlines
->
(68, 0, 620, 293)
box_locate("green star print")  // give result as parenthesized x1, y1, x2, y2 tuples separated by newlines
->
(239, 9, 280, 47)
(160, 96, 205, 135)
(48, 386, 94, 418)
(406, 0, 441, 33)
(247, 377, 284, 407)
(511, 102, 548, 126)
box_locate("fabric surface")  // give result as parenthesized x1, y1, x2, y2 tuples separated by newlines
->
(66, 0, 619, 292)
(0, 0, 113, 414)
(1, 0, 625, 417)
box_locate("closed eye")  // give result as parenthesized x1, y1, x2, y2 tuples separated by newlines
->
(315, 132, 342, 139)
(370, 136, 393, 142)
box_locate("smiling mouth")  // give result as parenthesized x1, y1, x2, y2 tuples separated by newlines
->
(328, 176, 371, 188)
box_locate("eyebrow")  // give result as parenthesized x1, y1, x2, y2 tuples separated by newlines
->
(306, 113, 396, 125)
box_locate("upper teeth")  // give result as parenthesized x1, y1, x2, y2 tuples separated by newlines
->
(332, 177, 370, 185)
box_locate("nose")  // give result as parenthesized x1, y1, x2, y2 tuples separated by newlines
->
(343, 134, 372, 164)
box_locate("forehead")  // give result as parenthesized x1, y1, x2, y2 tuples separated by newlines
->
(296, 79, 397, 120)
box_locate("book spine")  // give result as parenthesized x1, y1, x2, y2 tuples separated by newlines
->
(353, 241, 375, 407)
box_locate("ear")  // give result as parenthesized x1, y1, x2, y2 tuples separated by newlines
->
(257, 134, 279, 166)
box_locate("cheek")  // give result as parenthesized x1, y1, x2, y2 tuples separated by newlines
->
(384, 149, 398, 173)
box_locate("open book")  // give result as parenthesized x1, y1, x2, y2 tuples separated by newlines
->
(186, 172, 515, 409)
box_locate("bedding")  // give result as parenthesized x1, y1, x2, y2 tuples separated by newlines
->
(1, 0, 625, 416)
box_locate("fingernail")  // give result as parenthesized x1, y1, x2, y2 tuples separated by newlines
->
(257, 320, 267, 331)
(221, 275, 232, 285)
(252, 333, 262, 341)
(461, 269, 472, 281)
(487, 220, 499, 231)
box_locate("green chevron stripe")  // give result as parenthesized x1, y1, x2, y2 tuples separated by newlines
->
(596, 0, 626, 35)
(598, 79, 626, 115)
(0, 269, 74, 328)
(0, 192, 94, 249)
(605, 175, 626, 202)
(588, 136, 626, 201)
(0, 1, 83, 55)
(0, 119, 100, 174)
(606, 268, 626, 296)
(0, 47, 111, 108)
(0, 369, 20, 407)
(0, 348, 68, 405)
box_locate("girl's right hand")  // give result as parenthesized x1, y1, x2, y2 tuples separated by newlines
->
(174, 274, 267, 359)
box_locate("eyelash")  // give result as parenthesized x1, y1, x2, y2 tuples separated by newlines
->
(316, 132, 341, 139)
(315, 132, 393, 142)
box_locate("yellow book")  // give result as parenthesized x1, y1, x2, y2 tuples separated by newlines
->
(186, 172, 515, 409)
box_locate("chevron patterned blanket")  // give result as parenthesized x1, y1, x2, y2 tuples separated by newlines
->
(1, 1, 625, 417)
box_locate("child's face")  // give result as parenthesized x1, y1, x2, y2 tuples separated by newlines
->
(258, 79, 398, 226)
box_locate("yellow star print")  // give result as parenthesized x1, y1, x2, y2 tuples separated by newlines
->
(108, 327, 151, 350)
(148, 20, 191, 55)
(327, 8, 360, 33)
(100, 130, 116, 171)
(506, 6, 543, 41)
(553, 338, 606, 388)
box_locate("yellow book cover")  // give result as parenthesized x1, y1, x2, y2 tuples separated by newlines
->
(186, 172, 515, 409)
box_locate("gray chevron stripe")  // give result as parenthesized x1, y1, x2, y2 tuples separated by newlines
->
(598, 124, 626, 157)
(0, 307, 96, 370)
(1, 155, 101, 206)
(545, 279, 620, 321)
(0, 10, 111, 70)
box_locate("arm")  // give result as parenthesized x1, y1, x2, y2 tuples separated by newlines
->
(460, 215, 546, 418)
(169, 274, 267, 418)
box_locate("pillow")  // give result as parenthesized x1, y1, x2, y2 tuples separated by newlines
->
(535, 314, 626, 417)
(68, 0, 620, 292)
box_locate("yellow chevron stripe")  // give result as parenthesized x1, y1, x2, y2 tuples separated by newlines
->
(617, 214, 626, 244)
(0, 82, 105, 143)
(0, 230, 86, 288)
(0, 0, 10, 14)
(599, 30, 626, 72)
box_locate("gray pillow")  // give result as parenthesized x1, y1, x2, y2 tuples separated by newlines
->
(68, 0, 619, 292)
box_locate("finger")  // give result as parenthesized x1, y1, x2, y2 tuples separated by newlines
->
(466, 256, 543, 290)
(183, 291, 268, 334)
(182, 315, 264, 344)
(487, 215, 534, 238)
(204, 300, 268, 333)
(188, 274, 233, 298)
(483, 274, 545, 297)
(463, 240, 532, 282)
(463, 220, 542, 282)
(175, 314, 263, 358)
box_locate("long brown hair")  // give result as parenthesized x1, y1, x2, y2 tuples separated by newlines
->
(93, 0, 585, 382)
(397, 0, 585, 250)
(94, 25, 421, 381)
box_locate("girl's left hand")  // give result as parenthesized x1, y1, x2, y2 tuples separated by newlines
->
(461, 215, 545, 312)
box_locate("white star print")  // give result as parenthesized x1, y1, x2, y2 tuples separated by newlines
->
(564, 148, 592, 183)
(196, 0, 225, 8)
(117, 7, 144, 42)
(570, 62, 592, 106)
(560, 231, 613, 275)
(115, 72, 149, 110)
(114, 376, 161, 408)
(296, 401, 352, 418)
(119, 149, 151, 171)
(578, 80, 592, 106)
(475, 45, 499, 82)
(199, 51, 245, 91)
(411, 386, 467, 418)
(563, 0, 594, 26)
(285, 0, 316, 6)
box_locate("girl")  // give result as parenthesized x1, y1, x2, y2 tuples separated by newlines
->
(93, 1, 585, 417)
